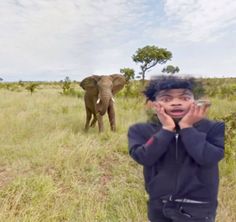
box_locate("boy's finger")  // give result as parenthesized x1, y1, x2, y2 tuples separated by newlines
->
(155, 104, 161, 112)
(158, 107, 168, 118)
(188, 103, 195, 115)
(202, 103, 210, 113)
(160, 107, 166, 114)
(195, 104, 201, 115)
(203, 102, 211, 110)
(153, 102, 160, 109)
(198, 103, 206, 113)
(155, 102, 162, 108)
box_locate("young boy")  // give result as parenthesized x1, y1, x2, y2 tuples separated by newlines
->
(128, 76, 224, 222)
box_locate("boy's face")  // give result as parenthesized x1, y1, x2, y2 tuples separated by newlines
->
(155, 88, 194, 119)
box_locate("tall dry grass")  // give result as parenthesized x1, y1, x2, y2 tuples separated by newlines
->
(0, 86, 235, 222)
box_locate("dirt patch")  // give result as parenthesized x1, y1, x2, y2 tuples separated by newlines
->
(0, 167, 14, 188)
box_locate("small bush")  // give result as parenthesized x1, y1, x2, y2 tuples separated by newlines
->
(61, 88, 84, 98)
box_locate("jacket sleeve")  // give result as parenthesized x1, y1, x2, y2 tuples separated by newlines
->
(179, 121, 225, 166)
(128, 124, 175, 166)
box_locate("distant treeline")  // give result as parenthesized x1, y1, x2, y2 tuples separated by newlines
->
(0, 77, 236, 100)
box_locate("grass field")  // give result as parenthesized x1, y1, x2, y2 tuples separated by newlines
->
(0, 84, 235, 222)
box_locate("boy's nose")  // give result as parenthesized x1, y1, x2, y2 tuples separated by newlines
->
(171, 103, 182, 106)
(170, 98, 182, 106)
(171, 100, 182, 105)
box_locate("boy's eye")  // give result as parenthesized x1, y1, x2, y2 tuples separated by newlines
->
(181, 97, 191, 101)
(160, 97, 171, 102)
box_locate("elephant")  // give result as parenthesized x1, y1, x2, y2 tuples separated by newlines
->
(80, 74, 126, 132)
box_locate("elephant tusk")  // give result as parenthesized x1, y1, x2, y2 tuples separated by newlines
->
(111, 97, 115, 103)
(96, 98, 101, 104)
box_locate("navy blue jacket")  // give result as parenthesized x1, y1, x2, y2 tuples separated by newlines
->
(128, 119, 224, 205)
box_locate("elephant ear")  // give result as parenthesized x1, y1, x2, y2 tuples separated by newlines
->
(110, 74, 126, 95)
(80, 75, 100, 95)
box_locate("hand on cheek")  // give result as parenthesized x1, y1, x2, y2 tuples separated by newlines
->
(179, 103, 209, 129)
(153, 102, 175, 131)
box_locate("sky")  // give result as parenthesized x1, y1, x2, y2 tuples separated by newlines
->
(0, 0, 236, 82)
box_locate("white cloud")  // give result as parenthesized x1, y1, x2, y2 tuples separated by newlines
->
(0, 0, 149, 80)
(0, 0, 235, 81)
(156, 0, 236, 42)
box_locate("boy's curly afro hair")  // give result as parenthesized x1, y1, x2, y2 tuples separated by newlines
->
(143, 75, 203, 101)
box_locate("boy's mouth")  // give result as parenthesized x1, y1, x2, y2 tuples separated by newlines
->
(169, 109, 185, 117)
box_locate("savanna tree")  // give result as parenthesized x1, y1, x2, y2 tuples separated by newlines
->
(120, 68, 135, 97)
(18, 80, 25, 87)
(132, 45, 172, 83)
(162, 65, 180, 74)
(25, 82, 39, 94)
(61, 76, 72, 94)
(120, 68, 135, 82)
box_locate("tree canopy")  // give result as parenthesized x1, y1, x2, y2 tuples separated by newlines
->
(132, 45, 172, 82)
(120, 68, 135, 82)
(162, 65, 180, 74)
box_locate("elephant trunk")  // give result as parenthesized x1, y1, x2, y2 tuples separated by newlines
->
(96, 90, 113, 116)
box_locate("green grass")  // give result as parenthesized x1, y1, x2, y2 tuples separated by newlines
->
(0, 87, 235, 222)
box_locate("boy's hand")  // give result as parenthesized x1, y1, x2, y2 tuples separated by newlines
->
(153, 102, 175, 131)
(179, 103, 210, 129)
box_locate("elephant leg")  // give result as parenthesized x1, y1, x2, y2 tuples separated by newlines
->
(96, 113, 104, 132)
(85, 107, 92, 132)
(90, 114, 97, 127)
(108, 104, 116, 131)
